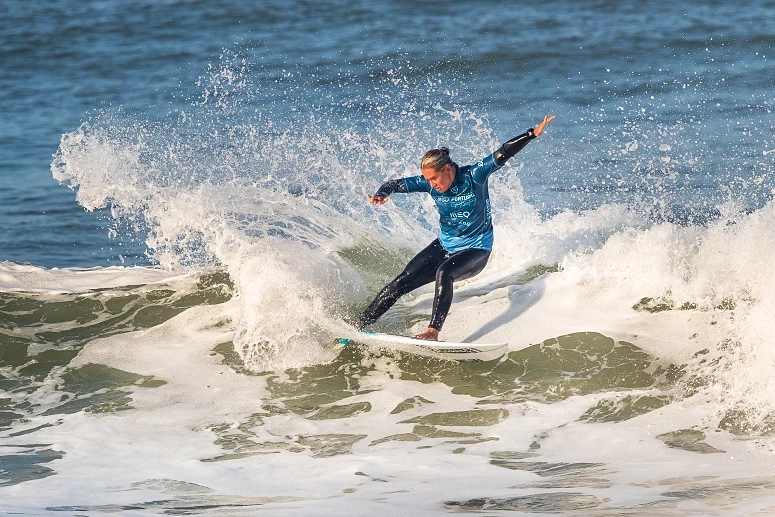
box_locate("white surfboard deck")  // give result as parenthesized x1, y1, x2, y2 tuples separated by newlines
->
(337, 331, 508, 362)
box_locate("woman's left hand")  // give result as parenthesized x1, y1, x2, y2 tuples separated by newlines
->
(533, 115, 555, 136)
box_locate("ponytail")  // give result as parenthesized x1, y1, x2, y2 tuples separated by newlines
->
(421, 147, 452, 171)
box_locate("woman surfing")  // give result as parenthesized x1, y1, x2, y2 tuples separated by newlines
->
(353, 115, 555, 341)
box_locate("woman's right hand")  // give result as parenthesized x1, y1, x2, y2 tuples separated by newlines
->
(368, 194, 388, 205)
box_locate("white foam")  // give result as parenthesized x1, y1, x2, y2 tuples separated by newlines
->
(31, 61, 775, 514)
(0, 261, 182, 293)
(3, 254, 775, 515)
(5, 304, 774, 515)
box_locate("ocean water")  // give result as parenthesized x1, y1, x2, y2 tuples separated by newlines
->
(2, 0, 775, 515)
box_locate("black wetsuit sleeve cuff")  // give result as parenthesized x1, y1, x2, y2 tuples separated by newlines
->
(493, 129, 536, 166)
(375, 178, 408, 198)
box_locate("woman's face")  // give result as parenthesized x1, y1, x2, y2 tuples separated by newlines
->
(421, 163, 455, 193)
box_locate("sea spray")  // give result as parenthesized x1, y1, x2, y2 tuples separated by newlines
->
(49, 48, 775, 427)
(51, 54, 505, 369)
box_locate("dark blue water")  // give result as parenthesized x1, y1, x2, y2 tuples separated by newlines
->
(2, 0, 773, 267)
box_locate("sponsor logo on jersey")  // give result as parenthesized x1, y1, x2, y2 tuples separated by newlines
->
(438, 192, 475, 203)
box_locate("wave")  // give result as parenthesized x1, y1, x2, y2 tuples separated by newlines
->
(50, 55, 504, 370)
(45, 52, 775, 433)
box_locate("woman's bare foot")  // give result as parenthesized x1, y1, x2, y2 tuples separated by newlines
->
(413, 328, 439, 341)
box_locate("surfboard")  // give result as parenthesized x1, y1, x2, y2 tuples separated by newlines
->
(337, 331, 508, 362)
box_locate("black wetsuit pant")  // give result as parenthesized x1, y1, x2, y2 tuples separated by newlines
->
(359, 239, 491, 330)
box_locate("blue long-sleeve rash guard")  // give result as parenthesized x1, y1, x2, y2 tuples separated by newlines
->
(375, 130, 536, 253)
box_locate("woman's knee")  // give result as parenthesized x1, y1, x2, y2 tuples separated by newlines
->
(435, 265, 454, 286)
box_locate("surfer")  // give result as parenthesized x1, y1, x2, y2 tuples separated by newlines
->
(352, 115, 555, 341)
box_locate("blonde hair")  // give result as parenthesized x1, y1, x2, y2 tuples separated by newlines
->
(421, 147, 452, 171)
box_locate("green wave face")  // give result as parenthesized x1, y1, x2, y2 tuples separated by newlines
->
(0, 271, 233, 427)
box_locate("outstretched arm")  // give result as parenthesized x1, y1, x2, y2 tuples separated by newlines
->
(533, 114, 555, 136)
(493, 115, 555, 166)
(368, 178, 408, 205)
